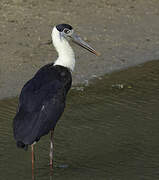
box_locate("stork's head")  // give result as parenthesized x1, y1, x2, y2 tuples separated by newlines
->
(52, 24, 100, 56)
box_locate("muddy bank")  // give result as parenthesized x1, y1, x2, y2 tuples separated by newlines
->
(0, 0, 159, 99)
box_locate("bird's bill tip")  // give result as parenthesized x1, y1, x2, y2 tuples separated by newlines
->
(93, 50, 101, 56)
(88, 48, 100, 56)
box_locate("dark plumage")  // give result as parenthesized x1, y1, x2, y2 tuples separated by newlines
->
(13, 63, 72, 150)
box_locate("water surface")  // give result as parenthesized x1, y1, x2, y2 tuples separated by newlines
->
(0, 61, 159, 180)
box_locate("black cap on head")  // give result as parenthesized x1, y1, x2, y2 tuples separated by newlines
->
(56, 24, 73, 32)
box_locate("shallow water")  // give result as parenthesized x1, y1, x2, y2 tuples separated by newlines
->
(0, 60, 159, 180)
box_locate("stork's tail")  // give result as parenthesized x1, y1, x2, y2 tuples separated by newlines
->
(16, 141, 28, 151)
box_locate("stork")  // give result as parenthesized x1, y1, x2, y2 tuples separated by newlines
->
(13, 24, 99, 171)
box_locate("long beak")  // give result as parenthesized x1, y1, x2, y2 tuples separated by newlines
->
(70, 33, 100, 56)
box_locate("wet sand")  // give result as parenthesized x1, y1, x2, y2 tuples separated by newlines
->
(0, 0, 159, 98)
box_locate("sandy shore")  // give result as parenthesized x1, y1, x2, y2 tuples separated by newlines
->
(0, 0, 159, 99)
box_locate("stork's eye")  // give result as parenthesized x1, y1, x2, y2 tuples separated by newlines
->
(63, 28, 70, 34)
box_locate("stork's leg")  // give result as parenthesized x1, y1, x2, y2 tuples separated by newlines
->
(31, 144, 35, 180)
(50, 130, 54, 169)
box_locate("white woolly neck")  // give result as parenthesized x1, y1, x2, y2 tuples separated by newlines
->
(52, 27, 75, 71)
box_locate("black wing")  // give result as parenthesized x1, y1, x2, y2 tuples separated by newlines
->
(13, 64, 71, 146)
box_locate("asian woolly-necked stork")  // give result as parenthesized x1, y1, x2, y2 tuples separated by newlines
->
(13, 23, 99, 170)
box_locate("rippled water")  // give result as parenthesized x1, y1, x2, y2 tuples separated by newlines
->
(0, 60, 159, 180)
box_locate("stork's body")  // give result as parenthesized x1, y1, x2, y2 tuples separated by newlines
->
(13, 24, 98, 170)
(13, 63, 72, 149)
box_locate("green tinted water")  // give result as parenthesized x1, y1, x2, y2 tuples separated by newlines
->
(0, 61, 159, 180)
